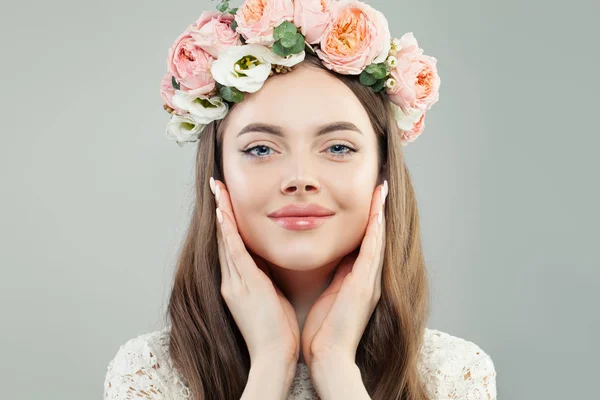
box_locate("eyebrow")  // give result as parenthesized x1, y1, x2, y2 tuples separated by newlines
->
(236, 121, 363, 138)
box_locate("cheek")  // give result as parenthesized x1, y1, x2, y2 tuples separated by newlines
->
(223, 162, 273, 244)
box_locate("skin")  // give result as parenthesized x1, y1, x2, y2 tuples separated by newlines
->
(219, 62, 384, 364)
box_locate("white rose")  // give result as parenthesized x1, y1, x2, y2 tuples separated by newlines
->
(211, 44, 305, 93)
(165, 113, 207, 147)
(391, 103, 423, 131)
(171, 90, 229, 124)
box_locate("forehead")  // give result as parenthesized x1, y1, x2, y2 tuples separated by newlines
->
(223, 63, 374, 138)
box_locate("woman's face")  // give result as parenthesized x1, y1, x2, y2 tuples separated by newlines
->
(221, 63, 381, 270)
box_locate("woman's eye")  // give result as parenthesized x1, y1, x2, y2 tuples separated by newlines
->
(241, 143, 357, 160)
(244, 145, 274, 158)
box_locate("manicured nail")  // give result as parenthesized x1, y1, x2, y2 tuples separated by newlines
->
(381, 185, 386, 205)
(378, 210, 383, 225)
(384, 180, 388, 198)
(216, 207, 223, 224)
(215, 185, 221, 202)
(209, 177, 215, 195)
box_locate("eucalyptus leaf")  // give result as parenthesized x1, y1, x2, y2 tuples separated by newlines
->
(274, 21, 297, 40)
(230, 20, 237, 31)
(272, 41, 289, 57)
(365, 64, 378, 74)
(216, 1, 229, 12)
(219, 86, 245, 103)
(372, 64, 388, 79)
(280, 32, 297, 48)
(359, 71, 377, 86)
(290, 35, 305, 54)
(372, 78, 386, 92)
(171, 76, 180, 90)
(228, 7, 238, 15)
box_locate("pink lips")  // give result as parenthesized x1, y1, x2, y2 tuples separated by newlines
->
(268, 203, 335, 231)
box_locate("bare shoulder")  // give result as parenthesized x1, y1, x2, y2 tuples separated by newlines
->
(418, 328, 497, 399)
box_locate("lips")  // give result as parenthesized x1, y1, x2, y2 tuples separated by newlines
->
(268, 203, 335, 218)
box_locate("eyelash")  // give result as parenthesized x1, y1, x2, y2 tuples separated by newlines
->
(241, 143, 358, 160)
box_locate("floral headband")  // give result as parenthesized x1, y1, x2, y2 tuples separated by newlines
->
(160, 0, 441, 147)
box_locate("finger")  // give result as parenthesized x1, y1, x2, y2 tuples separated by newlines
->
(371, 207, 386, 294)
(354, 212, 380, 284)
(354, 182, 387, 282)
(216, 207, 241, 285)
(213, 179, 244, 286)
(218, 206, 264, 289)
(371, 181, 387, 285)
(213, 179, 239, 228)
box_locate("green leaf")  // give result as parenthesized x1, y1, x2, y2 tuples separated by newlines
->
(228, 7, 238, 15)
(272, 41, 289, 57)
(274, 21, 297, 40)
(365, 64, 378, 74)
(372, 63, 388, 79)
(371, 78, 386, 92)
(280, 32, 297, 48)
(359, 71, 377, 86)
(216, 1, 229, 13)
(290, 34, 306, 54)
(219, 86, 245, 103)
(230, 20, 238, 32)
(171, 76, 180, 90)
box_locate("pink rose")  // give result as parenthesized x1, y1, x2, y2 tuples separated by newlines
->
(315, 0, 391, 75)
(399, 112, 426, 146)
(234, 0, 295, 45)
(293, 0, 332, 44)
(167, 30, 216, 97)
(189, 11, 242, 58)
(387, 32, 440, 115)
(160, 73, 187, 115)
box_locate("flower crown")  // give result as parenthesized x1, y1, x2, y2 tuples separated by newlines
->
(160, 0, 441, 148)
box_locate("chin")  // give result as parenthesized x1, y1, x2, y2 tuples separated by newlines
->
(255, 243, 337, 271)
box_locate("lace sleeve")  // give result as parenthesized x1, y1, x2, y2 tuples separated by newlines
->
(418, 329, 498, 400)
(103, 336, 167, 399)
(459, 351, 497, 400)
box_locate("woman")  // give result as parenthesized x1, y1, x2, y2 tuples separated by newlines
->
(104, 1, 496, 399)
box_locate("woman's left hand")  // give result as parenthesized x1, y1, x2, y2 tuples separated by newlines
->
(301, 180, 388, 369)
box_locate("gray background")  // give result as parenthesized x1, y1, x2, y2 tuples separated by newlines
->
(1, 0, 598, 398)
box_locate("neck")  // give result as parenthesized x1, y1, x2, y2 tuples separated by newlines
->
(263, 256, 346, 364)
(265, 256, 341, 322)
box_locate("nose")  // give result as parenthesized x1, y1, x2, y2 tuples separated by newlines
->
(280, 148, 321, 195)
(281, 176, 320, 195)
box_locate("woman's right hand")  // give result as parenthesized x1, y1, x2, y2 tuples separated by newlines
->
(210, 177, 300, 367)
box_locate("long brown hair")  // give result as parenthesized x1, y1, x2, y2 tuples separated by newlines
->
(164, 52, 430, 400)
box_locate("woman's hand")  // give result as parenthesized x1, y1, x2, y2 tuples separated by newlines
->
(211, 177, 301, 367)
(301, 180, 388, 369)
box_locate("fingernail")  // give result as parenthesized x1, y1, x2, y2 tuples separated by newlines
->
(215, 185, 221, 202)
(216, 207, 223, 224)
(384, 180, 388, 198)
(380, 185, 386, 205)
(209, 177, 215, 195)
(378, 210, 383, 225)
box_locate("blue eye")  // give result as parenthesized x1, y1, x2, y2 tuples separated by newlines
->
(241, 143, 357, 160)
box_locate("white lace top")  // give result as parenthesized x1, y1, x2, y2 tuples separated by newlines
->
(103, 327, 497, 399)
